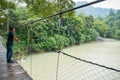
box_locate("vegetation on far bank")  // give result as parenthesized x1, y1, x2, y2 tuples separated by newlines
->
(0, 0, 120, 56)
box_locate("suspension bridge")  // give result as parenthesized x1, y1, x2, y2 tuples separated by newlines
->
(0, 0, 120, 80)
(0, 42, 120, 80)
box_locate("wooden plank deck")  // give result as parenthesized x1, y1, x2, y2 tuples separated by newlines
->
(0, 44, 33, 80)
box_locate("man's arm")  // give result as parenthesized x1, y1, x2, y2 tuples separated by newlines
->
(14, 35, 20, 42)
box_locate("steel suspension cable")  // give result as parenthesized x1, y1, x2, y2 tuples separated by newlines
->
(22, 0, 105, 26)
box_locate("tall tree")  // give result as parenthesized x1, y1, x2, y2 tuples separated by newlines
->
(84, 15, 94, 28)
(108, 9, 115, 17)
(94, 19, 108, 37)
(23, 0, 75, 17)
(116, 10, 120, 20)
(104, 9, 116, 28)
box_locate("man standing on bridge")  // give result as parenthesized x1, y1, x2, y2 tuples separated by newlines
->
(6, 27, 20, 63)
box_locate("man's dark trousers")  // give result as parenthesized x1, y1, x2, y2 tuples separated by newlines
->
(6, 45, 13, 62)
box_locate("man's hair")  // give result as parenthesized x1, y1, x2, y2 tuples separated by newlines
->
(9, 27, 15, 31)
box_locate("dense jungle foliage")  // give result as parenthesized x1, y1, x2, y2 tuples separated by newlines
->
(0, 0, 120, 55)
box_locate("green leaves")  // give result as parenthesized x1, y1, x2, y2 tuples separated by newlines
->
(2, 6, 115, 53)
(94, 19, 108, 38)
(45, 37, 56, 51)
(114, 30, 120, 39)
(23, 0, 75, 17)
(104, 9, 120, 39)
(0, 0, 16, 10)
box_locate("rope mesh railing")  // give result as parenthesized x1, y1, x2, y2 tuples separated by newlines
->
(56, 51, 120, 80)
(30, 51, 120, 80)
(37, 53, 58, 80)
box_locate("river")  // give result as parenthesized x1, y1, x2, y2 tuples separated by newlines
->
(18, 39, 120, 80)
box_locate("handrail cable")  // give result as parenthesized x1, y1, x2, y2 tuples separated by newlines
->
(56, 50, 120, 72)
